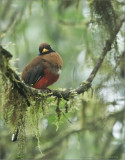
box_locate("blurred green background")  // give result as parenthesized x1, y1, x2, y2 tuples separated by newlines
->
(0, 0, 125, 159)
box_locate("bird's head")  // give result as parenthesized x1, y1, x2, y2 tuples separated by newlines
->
(39, 43, 54, 55)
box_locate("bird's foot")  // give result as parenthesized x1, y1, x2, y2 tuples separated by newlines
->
(40, 88, 52, 93)
(45, 88, 52, 93)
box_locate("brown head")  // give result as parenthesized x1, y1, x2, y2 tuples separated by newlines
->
(39, 43, 55, 55)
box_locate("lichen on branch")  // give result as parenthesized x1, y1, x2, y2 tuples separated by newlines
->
(0, 17, 124, 148)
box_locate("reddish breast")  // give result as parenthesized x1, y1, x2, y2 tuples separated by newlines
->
(33, 69, 59, 89)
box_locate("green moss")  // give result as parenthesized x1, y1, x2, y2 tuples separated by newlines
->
(89, 0, 117, 36)
(0, 53, 84, 156)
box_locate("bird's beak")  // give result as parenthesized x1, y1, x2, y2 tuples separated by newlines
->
(42, 48, 49, 53)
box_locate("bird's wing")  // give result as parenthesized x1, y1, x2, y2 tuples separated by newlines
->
(22, 62, 44, 85)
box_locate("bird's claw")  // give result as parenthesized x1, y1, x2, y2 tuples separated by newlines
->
(45, 88, 52, 93)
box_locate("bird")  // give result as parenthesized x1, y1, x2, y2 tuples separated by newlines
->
(11, 43, 63, 142)
(21, 43, 63, 89)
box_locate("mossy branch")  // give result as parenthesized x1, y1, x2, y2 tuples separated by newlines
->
(0, 17, 124, 103)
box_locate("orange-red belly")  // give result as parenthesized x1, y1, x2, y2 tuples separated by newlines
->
(33, 69, 59, 89)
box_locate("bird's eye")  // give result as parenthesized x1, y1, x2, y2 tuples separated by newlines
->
(42, 48, 49, 53)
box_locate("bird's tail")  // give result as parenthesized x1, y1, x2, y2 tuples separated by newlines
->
(12, 128, 18, 142)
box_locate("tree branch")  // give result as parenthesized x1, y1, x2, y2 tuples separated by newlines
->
(87, 17, 125, 83)
(0, 17, 124, 102)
